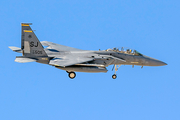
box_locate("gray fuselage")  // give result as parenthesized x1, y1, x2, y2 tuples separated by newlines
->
(45, 49, 167, 67)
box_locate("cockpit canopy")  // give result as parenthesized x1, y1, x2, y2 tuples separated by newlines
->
(106, 47, 143, 56)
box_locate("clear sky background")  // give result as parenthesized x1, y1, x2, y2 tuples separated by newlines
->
(0, 0, 179, 120)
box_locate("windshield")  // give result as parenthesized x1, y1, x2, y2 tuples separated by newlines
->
(106, 47, 143, 56)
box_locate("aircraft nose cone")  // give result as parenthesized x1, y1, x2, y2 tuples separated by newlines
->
(156, 61, 167, 66)
(150, 60, 167, 66)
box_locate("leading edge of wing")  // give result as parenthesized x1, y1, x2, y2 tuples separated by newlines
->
(41, 41, 84, 51)
(49, 57, 94, 67)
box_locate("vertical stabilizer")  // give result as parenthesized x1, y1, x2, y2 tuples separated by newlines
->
(23, 29, 48, 57)
(21, 23, 32, 50)
(20, 23, 49, 64)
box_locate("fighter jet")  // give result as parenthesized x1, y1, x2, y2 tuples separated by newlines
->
(9, 23, 167, 79)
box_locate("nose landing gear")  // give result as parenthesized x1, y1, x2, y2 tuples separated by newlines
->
(112, 74, 117, 79)
(112, 64, 121, 79)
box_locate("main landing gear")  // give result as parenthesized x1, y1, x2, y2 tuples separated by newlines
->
(112, 64, 121, 79)
(66, 64, 121, 79)
(67, 71, 76, 79)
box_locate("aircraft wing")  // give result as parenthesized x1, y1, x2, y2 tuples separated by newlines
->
(49, 56, 94, 67)
(41, 41, 83, 51)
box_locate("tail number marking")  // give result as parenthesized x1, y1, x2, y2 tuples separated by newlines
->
(33, 50, 42, 54)
(30, 41, 38, 47)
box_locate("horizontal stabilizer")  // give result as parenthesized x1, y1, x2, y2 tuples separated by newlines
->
(15, 56, 36, 63)
(9, 46, 22, 53)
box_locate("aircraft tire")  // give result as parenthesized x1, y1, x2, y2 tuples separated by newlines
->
(69, 72, 76, 79)
(112, 74, 117, 79)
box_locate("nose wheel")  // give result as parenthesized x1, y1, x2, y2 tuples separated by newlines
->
(112, 64, 121, 79)
(112, 74, 117, 79)
(68, 72, 76, 79)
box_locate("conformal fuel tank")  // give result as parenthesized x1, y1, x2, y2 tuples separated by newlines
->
(56, 66, 108, 73)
